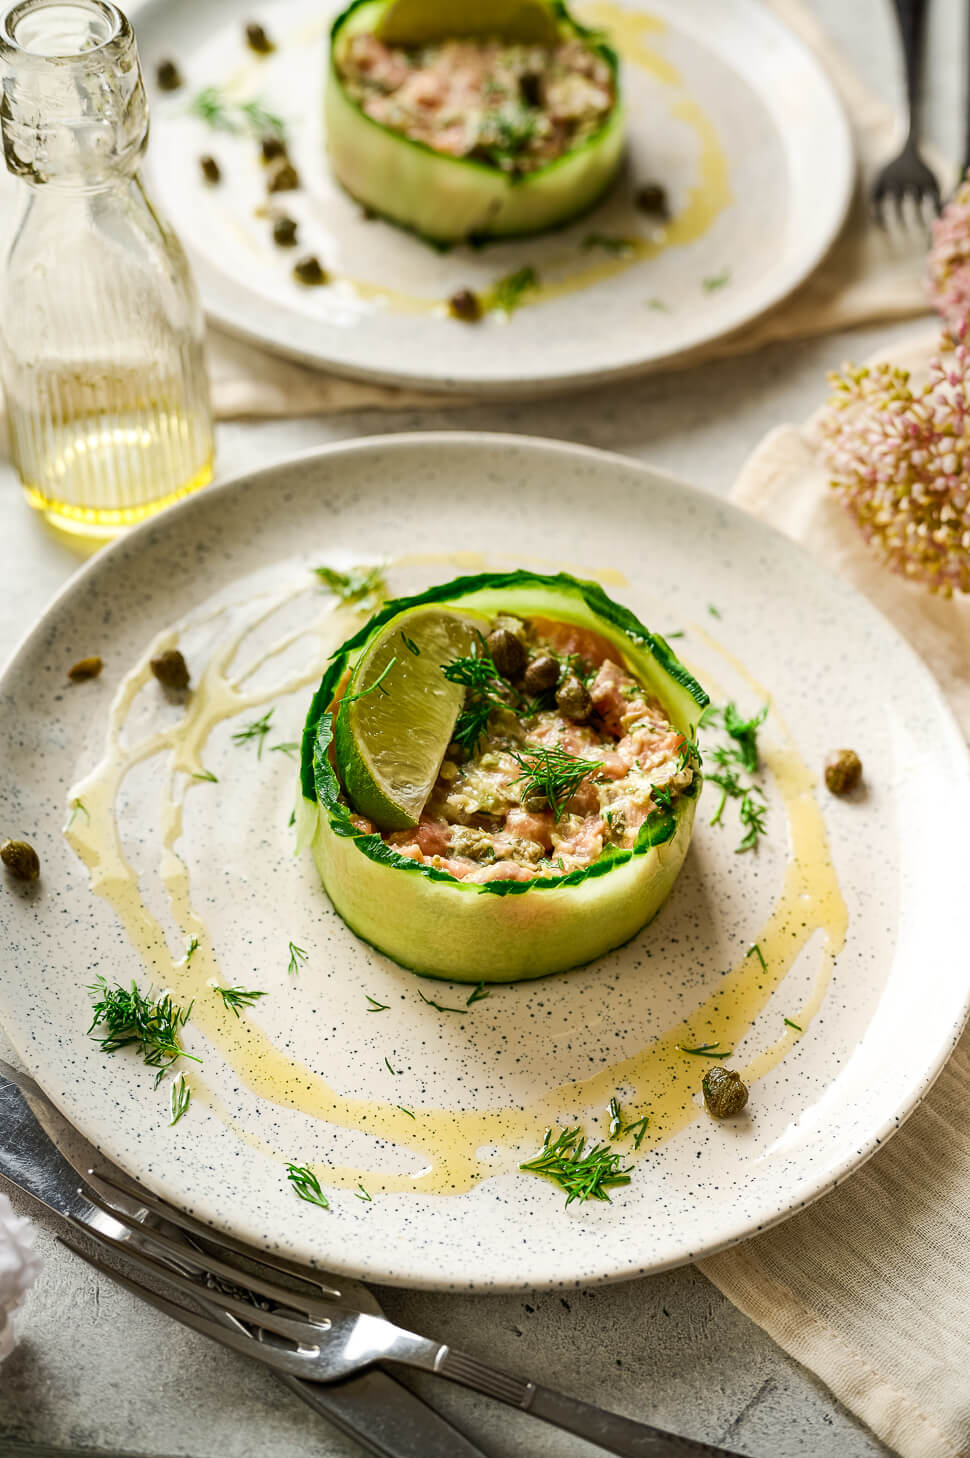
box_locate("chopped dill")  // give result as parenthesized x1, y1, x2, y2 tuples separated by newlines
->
(707, 603, 721, 618)
(366, 994, 390, 1012)
(270, 741, 299, 758)
(384, 1055, 399, 1075)
(287, 941, 308, 976)
(646, 297, 670, 312)
(678, 1042, 733, 1060)
(191, 769, 219, 782)
(651, 783, 674, 813)
(396, 1105, 416, 1119)
(189, 85, 285, 138)
(737, 787, 768, 853)
(607, 1096, 623, 1140)
(313, 563, 387, 609)
(581, 233, 635, 256)
(520, 1126, 633, 1207)
(784, 1017, 803, 1032)
(286, 1162, 329, 1209)
(723, 702, 769, 773)
(665, 629, 685, 639)
(287, 809, 296, 828)
(169, 1074, 191, 1126)
(511, 745, 600, 822)
(217, 985, 267, 1017)
(747, 943, 766, 971)
(343, 657, 397, 704)
(67, 797, 89, 829)
(185, 936, 200, 964)
(443, 643, 513, 755)
(485, 265, 539, 314)
(232, 708, 273, 758)
(702, 269, 731, 292)
(418, 989, 465, 1013)
(623, 1115, 649, 1149)
(355, 1183, 373, 1201)
(701, 701, 769, 852)
(87, 977, 199, 1088)
(466, 982, 490, 1006)
(401, 632, 420, 656)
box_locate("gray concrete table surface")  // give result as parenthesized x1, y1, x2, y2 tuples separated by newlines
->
(0, 1, 963, 1454)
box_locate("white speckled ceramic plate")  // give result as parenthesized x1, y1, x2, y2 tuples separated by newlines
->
(131, 0, 852, 393)
(1, 435, 967, 1292)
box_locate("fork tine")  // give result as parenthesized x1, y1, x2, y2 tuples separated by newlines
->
(77, 1184, 340, 1324)
(64, 1214, 327, 1346)
(88, 1167, 344, 1300)
(60, 1236, 315, 1379)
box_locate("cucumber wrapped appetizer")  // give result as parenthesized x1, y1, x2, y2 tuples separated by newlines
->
(325, 0, 625, 243)
(299, 571, 707, 982)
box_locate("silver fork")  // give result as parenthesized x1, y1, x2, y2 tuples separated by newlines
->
(63, 1168, 748, 1458)
(871, 0, 941, 225)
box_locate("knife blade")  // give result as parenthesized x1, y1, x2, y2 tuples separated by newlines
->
(0, 1062, 490, 1458)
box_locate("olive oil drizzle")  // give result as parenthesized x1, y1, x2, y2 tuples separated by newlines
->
(66, 566, 847, 1202)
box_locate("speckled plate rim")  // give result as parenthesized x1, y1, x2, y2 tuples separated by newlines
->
(133, 0, 854, 395)
(2, 432, 969, 1292)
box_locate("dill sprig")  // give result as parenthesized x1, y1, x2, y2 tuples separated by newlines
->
(678, 1041, 733, 1059)
(520, 1126, 633, 1207)
(606, 1097, 649, 1149)
(355, 1183, 372, 1201)
(67, 797, 89, 829)
(485, 265, 539, 314)
(87, 977, 199, 1088)
(722, 702, 768, 773)
(217, 985, 267, 1017)
(418, 989, 466, 1013)
(189, 86, 285, 138)
(366, 994, 390, 1012)
(511, 745, 600, 822)
(442, 643, 515, 754)
(784, 1017, 803, 1032)
(185, 936, 200, 964)
(287, 941, 307, 976)
(701, 701, 769, 852)
(607, 1096, 623, 1140)
(313, 563, 386, 609)
(623, 1115, 649, 1149)
(232, 708, 274, 758)
(466, 982, 489, 1006)
(169, 1074, 191, 1126)
(286, 1162, 329, 1208)
(191, 768, 218, 783)
(270, 741, 299, 759)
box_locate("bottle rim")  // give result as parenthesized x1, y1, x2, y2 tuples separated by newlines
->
(0, 0, 129, 66)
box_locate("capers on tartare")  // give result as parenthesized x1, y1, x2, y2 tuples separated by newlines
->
(522, 654, 560, 696)
(1, 839, 40, 882)
(824, 748, 862, 796)
(556, 674, 592, 722)
(702, 1066, 749, 1119)
(486, 627, 526, 682)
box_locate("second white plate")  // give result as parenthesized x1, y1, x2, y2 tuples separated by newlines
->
(133, 0, 853, 392)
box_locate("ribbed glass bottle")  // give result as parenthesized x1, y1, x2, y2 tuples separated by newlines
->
(0, 0, 214, 537)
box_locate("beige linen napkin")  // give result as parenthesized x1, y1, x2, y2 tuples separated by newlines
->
(698, 329, 970, 1458)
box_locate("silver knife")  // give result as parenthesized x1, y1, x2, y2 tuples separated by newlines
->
(0, 1061, 490, 1458)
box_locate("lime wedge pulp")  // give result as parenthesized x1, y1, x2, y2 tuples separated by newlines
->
(334, 607, 484, 831)
(376, 0, 561, 47)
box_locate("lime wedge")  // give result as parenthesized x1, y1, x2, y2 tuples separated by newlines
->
(334, 607, 483, 831)
(376, 0, 560, 47)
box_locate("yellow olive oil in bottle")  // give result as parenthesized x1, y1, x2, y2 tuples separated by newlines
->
(0, 0, 214, 536)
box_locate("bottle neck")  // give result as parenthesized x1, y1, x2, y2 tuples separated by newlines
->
(0, 0, 148, 187)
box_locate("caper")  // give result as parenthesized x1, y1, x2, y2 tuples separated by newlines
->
(67, 655, 103, 682)
(521, 788, 549, 814)
(824, 748, 862, 796)
(522, 654, 560, 696)
(244, 21, 274, 53)
(487, 627, 526, 681)
(260, 134, 287, 163)
(1, 839, 40, 882)
(200, 155, 221, 185)
(293, 255, 327, 286)
(272, 215, 298, 247)
(556, 674, 592, 722)
(635, 182, 668, 215)
(702, 1066, 749, 1119)
(448, 288, 483, 323)
(150, 648, 190, 692)
(155, 58, 183, 92)
(519, 72, 542, 107)
(267, 160, 300, 193)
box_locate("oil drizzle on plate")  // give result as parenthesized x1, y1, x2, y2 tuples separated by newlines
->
(66, 561, 846, 1202)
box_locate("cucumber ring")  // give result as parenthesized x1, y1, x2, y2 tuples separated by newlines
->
(324, 0, 625, 244)
(299, 570, 708, 982)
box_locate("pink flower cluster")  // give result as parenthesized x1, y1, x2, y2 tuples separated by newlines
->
(815, 335, 970, 595)
(928, 177, 970, 331)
